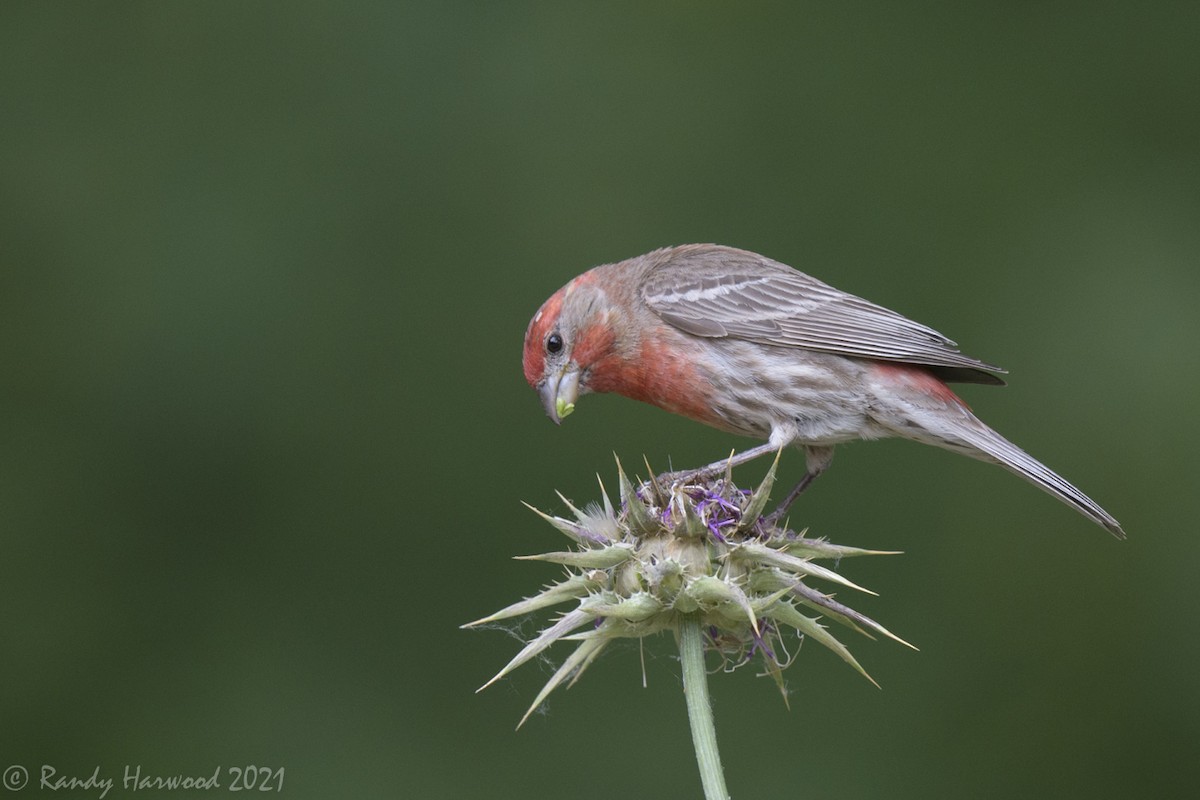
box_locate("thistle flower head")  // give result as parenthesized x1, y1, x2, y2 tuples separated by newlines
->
(465, 453, 914, 727)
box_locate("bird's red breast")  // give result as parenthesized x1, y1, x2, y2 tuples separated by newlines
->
(586, 328, 720, 426)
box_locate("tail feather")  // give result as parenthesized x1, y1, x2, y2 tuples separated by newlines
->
(962, 422, 1125, 538)
(889, 407, 1125, 538)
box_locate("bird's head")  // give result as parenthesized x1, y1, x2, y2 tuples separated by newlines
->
(522, 273, 621, 425)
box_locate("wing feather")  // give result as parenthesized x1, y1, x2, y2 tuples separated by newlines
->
(640, 245, 1005, 384)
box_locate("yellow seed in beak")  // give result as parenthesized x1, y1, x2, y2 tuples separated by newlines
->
(556, 397, 576, 419)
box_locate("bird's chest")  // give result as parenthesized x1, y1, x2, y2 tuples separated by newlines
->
(586, 333, 728, 428)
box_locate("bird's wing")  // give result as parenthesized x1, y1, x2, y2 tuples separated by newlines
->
(640, 246, 1006, 383)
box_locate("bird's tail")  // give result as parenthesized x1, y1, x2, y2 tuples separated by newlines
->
(879, 396, 1125, 538)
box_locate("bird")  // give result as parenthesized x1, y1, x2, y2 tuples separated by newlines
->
(522, 243, 1124, 537)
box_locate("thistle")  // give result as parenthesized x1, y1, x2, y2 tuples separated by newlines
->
(465, 452, 915, 799)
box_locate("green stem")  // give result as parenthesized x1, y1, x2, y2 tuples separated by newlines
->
(680, 614, 729, 800)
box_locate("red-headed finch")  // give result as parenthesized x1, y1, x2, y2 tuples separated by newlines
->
(522, 244, 1124, 537)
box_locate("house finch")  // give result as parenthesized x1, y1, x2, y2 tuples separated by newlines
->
(522, 244, 1124, 537)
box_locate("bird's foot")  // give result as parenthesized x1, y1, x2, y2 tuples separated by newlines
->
(762, 471, 821, 527)
(651, 442, 782, 490)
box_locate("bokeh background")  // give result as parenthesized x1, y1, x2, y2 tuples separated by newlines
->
(2, 3, 1198, 798)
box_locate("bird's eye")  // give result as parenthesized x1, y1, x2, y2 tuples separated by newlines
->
(546, 332, 564, 354)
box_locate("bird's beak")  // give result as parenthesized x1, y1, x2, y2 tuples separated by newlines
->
(539, 364, 581, 425)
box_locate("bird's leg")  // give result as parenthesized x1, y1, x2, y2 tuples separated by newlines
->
(654, 442, 781, 487)
(765, 446, 835, 525)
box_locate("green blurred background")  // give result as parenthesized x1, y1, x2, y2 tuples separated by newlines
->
(2, 3, 1198, 798)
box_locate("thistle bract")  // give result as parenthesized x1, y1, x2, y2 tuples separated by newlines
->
(465, 453, 914, 727)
